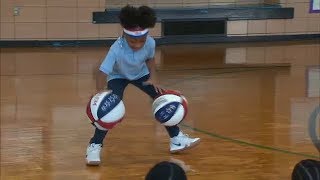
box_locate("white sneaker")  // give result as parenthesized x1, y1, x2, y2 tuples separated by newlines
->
(86, 143, 102, 165)
(170, 131, 200, 153)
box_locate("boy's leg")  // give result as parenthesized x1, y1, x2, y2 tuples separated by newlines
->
(107, 78, 130, 100)
(130, 75, 180, 137)
(89, 78, 129, 144)
(87, 78, 129, 165)
(131, 74, 201, 153)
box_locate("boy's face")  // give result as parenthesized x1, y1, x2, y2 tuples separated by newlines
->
(125, 34, 147, 51)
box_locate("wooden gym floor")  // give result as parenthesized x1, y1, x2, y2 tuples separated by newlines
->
(1, 40, 319, 180)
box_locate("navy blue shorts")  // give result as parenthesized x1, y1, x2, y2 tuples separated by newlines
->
(107, 74, 159, 100)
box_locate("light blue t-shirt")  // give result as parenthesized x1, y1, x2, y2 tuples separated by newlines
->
(99, 35, 155, 81)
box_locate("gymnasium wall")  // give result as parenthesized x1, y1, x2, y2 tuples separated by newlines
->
(103, 0, 264, 8)
(231, 0, 320, 36)
(0, 0, 319, 40)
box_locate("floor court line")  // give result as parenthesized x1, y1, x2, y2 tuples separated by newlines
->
(161, 66, 319, 158)
(181, 123, 319, 159)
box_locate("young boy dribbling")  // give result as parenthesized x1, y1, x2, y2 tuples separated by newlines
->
(86, 5, 200, 165)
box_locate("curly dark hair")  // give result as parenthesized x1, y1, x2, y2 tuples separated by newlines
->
(145, 161, 187, 180)
(291, 159, 320, 180)
(119, 5, 156, 29)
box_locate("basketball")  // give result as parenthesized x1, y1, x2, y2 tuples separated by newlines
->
(152, 90, 188, 126)
(86, 90, 125, 131)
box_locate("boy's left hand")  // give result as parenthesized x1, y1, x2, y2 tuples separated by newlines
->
(143, 80, 165, 94)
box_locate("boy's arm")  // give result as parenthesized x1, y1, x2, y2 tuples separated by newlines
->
(97, 49, 116, 92)
(146, 38, 157, 82)
(146, 58, 157, 83)
(96, 70, 108, 91)
(146, 58, 164, 93)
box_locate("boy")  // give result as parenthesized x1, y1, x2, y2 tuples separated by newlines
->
(86, 5, 200, 165)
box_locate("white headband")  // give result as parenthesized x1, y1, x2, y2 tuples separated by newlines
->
(123, 28, 149, 37)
